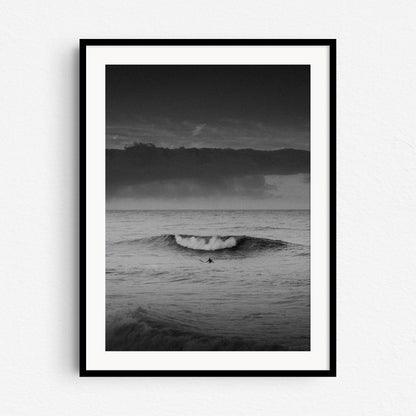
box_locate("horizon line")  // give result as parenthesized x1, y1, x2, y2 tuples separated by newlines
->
(106, 142, 310, 152)
(105, 208, 310, 211)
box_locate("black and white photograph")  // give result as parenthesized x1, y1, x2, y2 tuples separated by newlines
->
(105, 64, 311, 352)
(82, 41, 335, 375)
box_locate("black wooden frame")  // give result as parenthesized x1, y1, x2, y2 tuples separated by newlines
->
(80, 39, 336, 377)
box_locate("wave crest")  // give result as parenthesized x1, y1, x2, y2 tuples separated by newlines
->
(175, 235, 237, 251)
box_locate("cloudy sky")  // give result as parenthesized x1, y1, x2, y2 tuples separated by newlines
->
(106, 65, 310, 209)
(106, 65, 310, 151)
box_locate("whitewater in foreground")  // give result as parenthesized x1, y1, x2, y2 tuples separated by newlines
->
(106, 210, 310, 351)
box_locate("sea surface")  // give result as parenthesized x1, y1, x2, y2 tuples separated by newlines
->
(106, 210, 310, 351)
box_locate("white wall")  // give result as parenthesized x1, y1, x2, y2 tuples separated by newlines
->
(1, 0, 415, 414)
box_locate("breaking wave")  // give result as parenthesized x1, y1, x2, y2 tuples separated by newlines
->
(120, 234, 288, 252)
(175, 235, 237, 250)
(106, 308, 286, 351)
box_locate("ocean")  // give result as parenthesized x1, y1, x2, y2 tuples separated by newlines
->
(106, 210, 310, 351)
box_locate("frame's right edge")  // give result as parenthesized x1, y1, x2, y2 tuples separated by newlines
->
(329, 39, 337, 377)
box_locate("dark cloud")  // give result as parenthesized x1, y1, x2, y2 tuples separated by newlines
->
(106, 144, 309, 209)
(106, 65, 310, 151)
(107, 143, 309, 193)
(106, 65, 310, 124)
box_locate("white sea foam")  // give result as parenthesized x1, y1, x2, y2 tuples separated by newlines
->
(175, 235, 237, 251)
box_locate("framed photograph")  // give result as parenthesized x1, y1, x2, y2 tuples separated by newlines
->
(80, 39, 336, 376)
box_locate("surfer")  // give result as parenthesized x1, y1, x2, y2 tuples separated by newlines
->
(200, 258, 214, 263)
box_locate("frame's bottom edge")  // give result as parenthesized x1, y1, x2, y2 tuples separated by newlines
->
(80, 369, 336, 377)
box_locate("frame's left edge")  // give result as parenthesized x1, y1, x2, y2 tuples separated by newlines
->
(80, 39, 87, 377)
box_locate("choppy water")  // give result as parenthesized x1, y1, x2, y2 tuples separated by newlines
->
(106, 210, 310, 351)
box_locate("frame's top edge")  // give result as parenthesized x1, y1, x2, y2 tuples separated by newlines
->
(79, 39, 336, 47)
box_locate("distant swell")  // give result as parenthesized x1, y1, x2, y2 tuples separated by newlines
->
(106, 308, 285, 351)
(121, 234, 288, 253)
